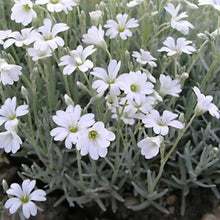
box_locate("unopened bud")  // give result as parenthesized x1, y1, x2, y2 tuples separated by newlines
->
(30, 67, 38, 82)
(76, 81, 88, 91)
(2, 179, 9, 191)
(21, 86, 28, 98)
(210, 147, 219, 158)
(22, 164, 31, 172)
(197, 33, 208, 40)
(89, 10, 102, 26)
(125, 50, 130, 63)
(64, 94, 74, 106)
(151, 11, 158, 16)
(178, 113, 185, 124)
(80, 11, 86, 33)
(183, 0, 198, 9)
(181, 72, 189, 80)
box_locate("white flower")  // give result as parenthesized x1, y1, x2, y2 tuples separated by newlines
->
(0, 97, 28, 127)
(59, 45, 96, 75)
(82, 25, 107, 49)
(4, 179, 46, 219)
(158, 36, 196, 56)
(137, 136, 164, 159)
(76, 121, 115, 160)
(0, 121, 22, 153)
(124, 95, 156, 119)
(0, 59, 22, 85)
(132, 49, 157, 67)
(89, 10, 102, 26)
(34, 18, 69, 50)
(35, 0, 77, 13)
(193, 86, 220, 119)
(4, 28, 39, 49)
(61, 0, 78, 13)
(0, 30, 11, 45)
(118, 71, 154, 100)
(11, 0, 37, 26)
(111, 103, 137, 125)
(105, 93, 119, 110)
(143, 110, 184, 136)
(198, 0, 220, 11)
(27, 47, 52, 61)
(91, 60, 121, 95)
(50, 105, 95, 149)
(159, 74, 182, 97)
(127, 0, 144, 8)
(104, 14, 139, 40)
(165, 3, 194, 35)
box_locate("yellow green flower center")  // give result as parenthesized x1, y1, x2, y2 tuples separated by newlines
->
(118, 26, 125, 33)
(135, 104, 141, 109)
(75, 57, 83, 66)
(107, 79, 115, 85)
(108, 97, 114, 104)
(88, 130, 98, 139)
(39, 52, 47, 57)
(20, 195, 29, 203)
(9, 115, 16, 120)
(23, 4, 31, 11)
(44, 35, 53, 41)
(130, 84, 137, 92)
(69, 127, 78, 133)
(50, 0, 59, 3)
(158, 119, 166, 127)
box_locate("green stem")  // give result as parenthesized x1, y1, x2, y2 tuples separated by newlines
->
(148, 23, 170, 45)
(0, 0, 7, 29)
(201, 53, 220, 90)
(106, 48, 112, 60)
(77, 150, 83, 182)
(186, 40, 208, 74)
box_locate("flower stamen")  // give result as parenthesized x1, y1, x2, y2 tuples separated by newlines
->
(88, 130, 98, 139)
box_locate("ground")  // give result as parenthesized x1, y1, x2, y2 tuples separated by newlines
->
(1, 155, 220, 220)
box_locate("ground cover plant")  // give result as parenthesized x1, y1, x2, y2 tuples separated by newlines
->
(0, 0, 220, 219)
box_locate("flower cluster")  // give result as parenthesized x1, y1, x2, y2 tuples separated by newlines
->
(0, 0, 220, 217)
(50, 104, 115, 160)
(0, 97, 28, 153)
(2, 17, 69, 61)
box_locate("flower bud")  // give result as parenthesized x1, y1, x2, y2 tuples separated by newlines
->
(209, 147, 219, 158)
(21, 86, 28, 98)
(76, 81, 88, 91)
(151, 11, 158, 16)
(178, 113, 185, 124)
(79, 10, 86, 33)
(197, 33, 208, 40)
(2, 179, 9, 191)
(64, 94, 74, 106)
(89, 10, 102, 26)
(183, 0, 198, 9)
(180, 72, 189, 80)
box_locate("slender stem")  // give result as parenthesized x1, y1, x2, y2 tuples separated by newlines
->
(0, 84, 5, 100)
(106, 48, 112, 60)
(201, 53, 220, 90)
(186, 40, 208, 74)
(174, 57, 178, 78)
(0, 0, 7, 29)
(148, 24, 170, 45)
(153, 113, 197, 189)
(77, 150, 83, 182)
(111, 108, 122, 184)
